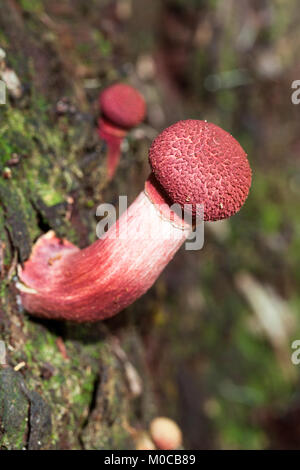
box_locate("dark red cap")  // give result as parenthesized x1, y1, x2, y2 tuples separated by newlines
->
(148, 120, 252, 221)
(100, 83, 146, 129)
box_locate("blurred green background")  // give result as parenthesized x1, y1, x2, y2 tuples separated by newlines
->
(122, 0, 300, 449)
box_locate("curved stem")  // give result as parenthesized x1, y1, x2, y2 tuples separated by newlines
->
(18, 178, 192, 322)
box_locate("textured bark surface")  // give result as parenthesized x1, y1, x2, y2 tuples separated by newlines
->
(0, 0, 155, 450)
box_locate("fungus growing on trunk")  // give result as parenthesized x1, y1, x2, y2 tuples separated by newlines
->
(18, 120, 252, 322)
(98, 83, 146, 179)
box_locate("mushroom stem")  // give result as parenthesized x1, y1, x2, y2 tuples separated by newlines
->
(98, 117, 126, 180)
(98, 83, 146, 180)
(18, 176, 192, 322)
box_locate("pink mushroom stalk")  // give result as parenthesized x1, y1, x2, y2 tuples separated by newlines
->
(98, 83, 146, 180)
(17, 120, 252, 322)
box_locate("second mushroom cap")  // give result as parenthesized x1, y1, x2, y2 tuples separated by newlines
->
(99, 83, 146, 129)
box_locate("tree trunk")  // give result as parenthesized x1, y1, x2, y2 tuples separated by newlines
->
(0, 0, 154, 450)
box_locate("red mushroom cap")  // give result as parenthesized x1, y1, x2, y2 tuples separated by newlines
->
(100, 83, 146, 129)
(149, 119, 252, 221)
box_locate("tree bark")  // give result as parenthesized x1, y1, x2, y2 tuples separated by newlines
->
(0, 0, 153, 450)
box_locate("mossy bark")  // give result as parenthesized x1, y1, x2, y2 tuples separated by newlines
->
(0, 0, 154, 450)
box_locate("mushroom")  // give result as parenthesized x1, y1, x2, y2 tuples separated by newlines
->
(17, 120, 252, 322)
(135, 432, 156, 451)
(98, 83, 146, 180)
(149, 417, 183, 450)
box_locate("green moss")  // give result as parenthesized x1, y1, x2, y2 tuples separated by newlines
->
(0, 90, 86, 248)
(9, 319, 137, 449)
(0, 368, 29, 450)
(15, 323, 99, 447)
(80, 345, 133, 450)
(92, 30, 112, 58)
